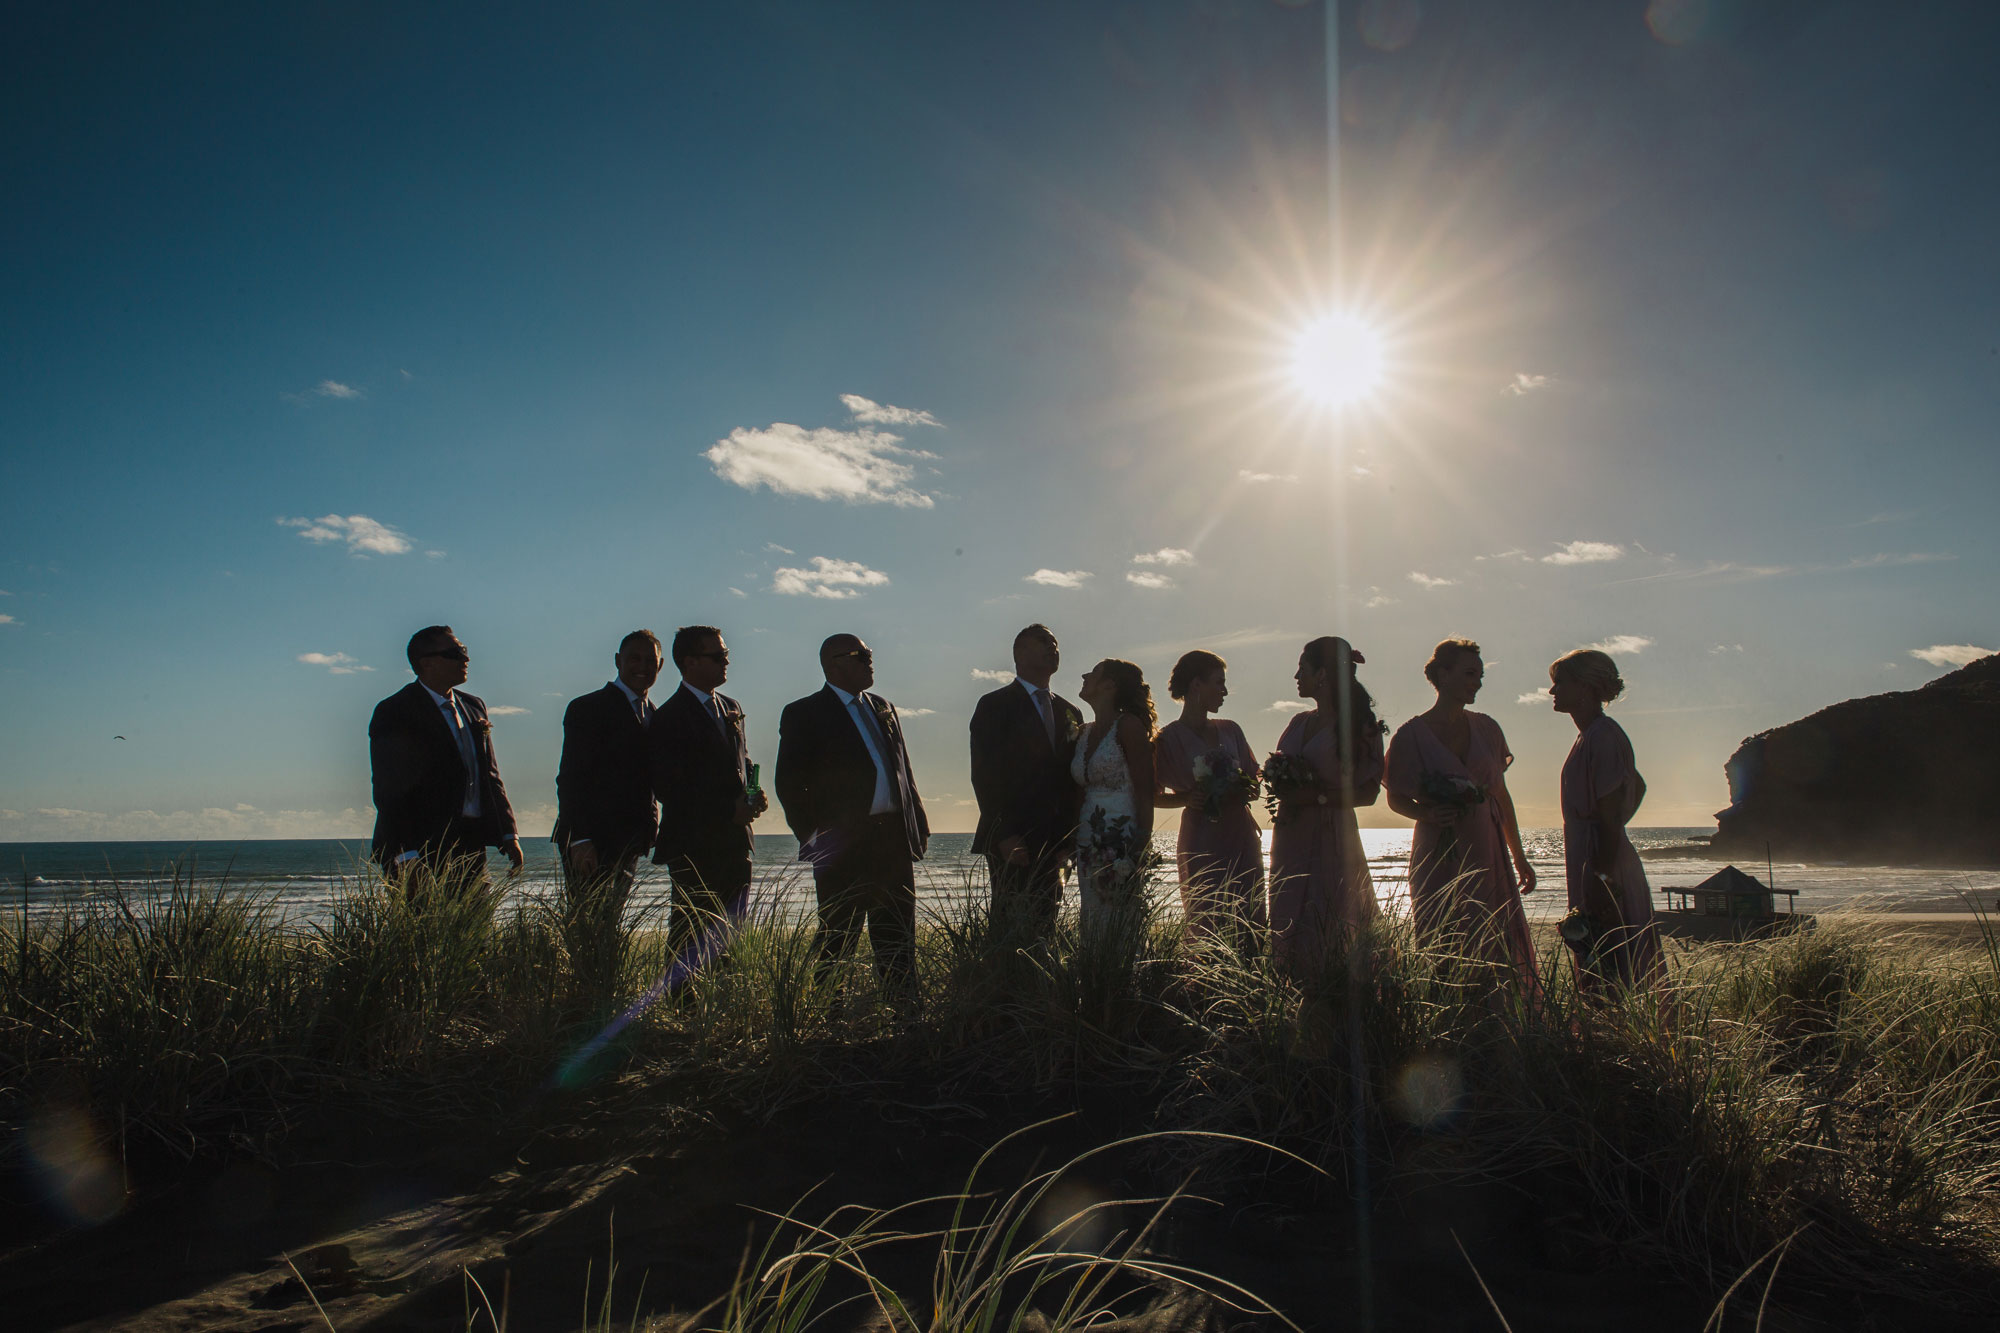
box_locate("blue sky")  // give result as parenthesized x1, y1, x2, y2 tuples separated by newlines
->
(3, 0, 1995, 839)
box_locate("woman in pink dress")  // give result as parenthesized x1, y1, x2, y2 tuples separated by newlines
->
(1153, 650, 1265, 952)
(1384, 639, 1539, 982)
(1266, 636, 1385, 969)
(1551, 648, 1664, 993)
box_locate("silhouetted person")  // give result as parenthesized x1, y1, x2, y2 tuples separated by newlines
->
(649, 625, 767, 966)
(369, 625, 522, 892)
(968, 624, 1082, 939)
(775, 634, 929, 996)
(553, 630, 664, 978)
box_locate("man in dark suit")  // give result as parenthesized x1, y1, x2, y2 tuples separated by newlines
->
(969, 623, 1083, 938)
(369, 625, 523, 892)
(552, 630, 664, 955)
(649, 624, 767, 965)
(775, 633, 929, 994)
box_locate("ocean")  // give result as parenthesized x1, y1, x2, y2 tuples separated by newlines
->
(5, 829, 1995, 925)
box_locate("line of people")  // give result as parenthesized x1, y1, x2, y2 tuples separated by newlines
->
(366, 621, 1661, 999)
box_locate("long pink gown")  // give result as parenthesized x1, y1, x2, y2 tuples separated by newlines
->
(1384, 712, 1538, 982)
(1267, 712, 1383, 968)
(1560, 714, 1664, 991)
(1153, 718, 1265, 942)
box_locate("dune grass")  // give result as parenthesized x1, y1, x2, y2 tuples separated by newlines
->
(6, 863, 2000, 1316)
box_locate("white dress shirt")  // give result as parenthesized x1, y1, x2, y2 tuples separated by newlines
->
(829, 684, 897, 815)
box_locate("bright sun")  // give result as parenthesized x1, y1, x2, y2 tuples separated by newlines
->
(1289, 312, 1387, 409)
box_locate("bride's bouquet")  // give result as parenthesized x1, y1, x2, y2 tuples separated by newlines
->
(1260, 752, 1321, 827)
(1190, 749, 1260, 824)
(1080, 806, 1153, 900)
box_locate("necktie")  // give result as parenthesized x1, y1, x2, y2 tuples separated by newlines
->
(707, 694, 727, 734)
(633, 695, 648, 725)
(1035, 690, 1056, 746)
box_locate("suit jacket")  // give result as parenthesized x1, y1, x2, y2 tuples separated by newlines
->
(551, 682, 659, 863)
(649, 682, 755, 872)
(969, 680, 1084, 858)
(774, 684, 929, 863)
(368, 681, 518, 866)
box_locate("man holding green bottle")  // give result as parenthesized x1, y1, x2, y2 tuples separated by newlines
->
(649, 624, 768, 968)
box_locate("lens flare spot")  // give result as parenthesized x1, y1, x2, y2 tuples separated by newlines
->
(1645, 0, 1710, 45)
(1359, 0, 1423, 52)
(26, 1102, 125, 1225)
(1391, 1054, 1466, 1130)
(1290, 312, 1387, 409)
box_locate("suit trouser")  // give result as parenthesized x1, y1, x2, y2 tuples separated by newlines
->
(812, 813, 917, 993)
(663, 853, 754, 963)
(395, 816, 492, 903)
(986, 850, 1064, 940)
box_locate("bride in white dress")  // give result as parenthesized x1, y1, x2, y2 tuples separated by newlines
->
(1070, 659, 1157, 927)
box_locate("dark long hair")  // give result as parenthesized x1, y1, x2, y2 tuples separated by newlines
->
(1096, 658, 1157, 738)
(1303, 636, 1384, 739)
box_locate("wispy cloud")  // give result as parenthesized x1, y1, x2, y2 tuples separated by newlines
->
(1238, 470, 1299, 484)
(0, 614, 16, 626)
(315, 379, 362, 399)
(1407, 571, 1457, 590)
(1542, 540, 1624, 565)
(1267, 700, 1310, 713)
(488, 705, 531, 716)
(1475, 548, 1528, 562)
(278, 514, 416, 556)
(1505, 373, 1552, 396)
(1516, 688, 1551, 705)
(1361, 586, 1395, 609)
(1126, 571, 1175, 590)
(898, 707, 936, 718)
(765, 542, 794, 555)
(1858, 510, 1914, 526)
(837, 394, 942, 428)
(771, 556, 891, 600)
(1614, 552, 1954, 586)
(707, 395, 941, 508)
(1132, 548, 1194, 567)
(728, 586, 748, 598)
(1709, 643, 1744, 655)
(1910, 644, 1993, 668)
(971, 668, 1014, 682)
(1026, 569, 1091, 589)
(297, 651, 375, 675)
(1581, 634, 1654, 655)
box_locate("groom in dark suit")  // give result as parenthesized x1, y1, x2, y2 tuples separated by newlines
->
(775, 633, 929, 994)
(552, 630, 664, 942)
(969, 623, 1083, 938)
(368, 625, 522, 891)
(649, 625, 767, 963)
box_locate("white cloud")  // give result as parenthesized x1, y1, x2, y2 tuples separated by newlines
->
(424, 549, 446, 559)
(1516, 688, 1552, 705)
(1126, 571, 1175, 590)
(1581, 634, 1654, 655)
(1238, 470, 1299, 484)
(1616, 552, 1954, 587)
(297, 651, 375, 674)
(1267, 700, 1311, 713)
(971, 669, 1015, 682)
(838, 394, 942, 428)
(488, 705, 531, 716)
(1542, 540, 1624, 565)
(1709, 643, 1744, 655)
(771, 556, 891, 600)
(1505, 373, 1552, 396)
(315, 379, 362, 399)
(765, 542, 794, 555)
(1910, 644, 1994, 668)
(278, 514, 416, 556)
(1132, 548, 1194, 567)
(1407, 571, 1457, 590)
(728, 586, 748, 598)
(2, 803, 374, 840)
(706, 397, 942, 508)
(1476, 549, 1528, 562)
(1361, 586, 1395, 609)
(1026, 569, 1092, 589)
(0, 614, 14, 626)
(898, 707, 936, 718)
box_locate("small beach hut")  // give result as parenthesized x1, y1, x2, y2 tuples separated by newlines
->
(1690, 865, 1781, 918)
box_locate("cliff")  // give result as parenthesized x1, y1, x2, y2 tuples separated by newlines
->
(1712, 653, 2000, 865)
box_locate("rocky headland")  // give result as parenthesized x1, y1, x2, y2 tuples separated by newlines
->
(1713, 652, 2000, 865)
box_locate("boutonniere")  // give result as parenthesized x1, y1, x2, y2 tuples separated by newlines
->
(473, 718, 492, 736)
(1063, 713, 1082, 743)
(872, 700, 896, 729)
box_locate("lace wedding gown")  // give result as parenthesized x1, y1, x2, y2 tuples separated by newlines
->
(1072, 722, 1144, 926)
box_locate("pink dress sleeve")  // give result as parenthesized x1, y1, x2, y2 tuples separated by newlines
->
(1221, 719, 1259, 779)
(1482, 714, 1514, 771)
(1154, 723, 1194, 792)
(1351, 725, 1385, 806)
(1584, 718, 1636, 805)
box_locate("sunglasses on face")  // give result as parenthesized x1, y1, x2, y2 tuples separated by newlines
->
(828, 649, 873, 664)
(691, 650, 730, 663)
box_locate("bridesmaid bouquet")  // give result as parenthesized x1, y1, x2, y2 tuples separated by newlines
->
(1260, 752, 1321, 827)
(1419, 772, 1488, 859)
(1190, 750, 1259, 823)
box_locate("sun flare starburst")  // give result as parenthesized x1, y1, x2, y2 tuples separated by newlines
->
(1289, 312, 1387, 409)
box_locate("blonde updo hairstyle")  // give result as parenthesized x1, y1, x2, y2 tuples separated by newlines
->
(1096, 658, 1158, 738)
(1168, 649, 1226, 702)
(1549, 648, 1625, 703)
(1423, 637, 1481, 686)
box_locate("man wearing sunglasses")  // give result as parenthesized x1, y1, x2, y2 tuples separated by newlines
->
(368, 625, 523, 890)
(649, 625, 767, 966)
(775, 633, 930, 996)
